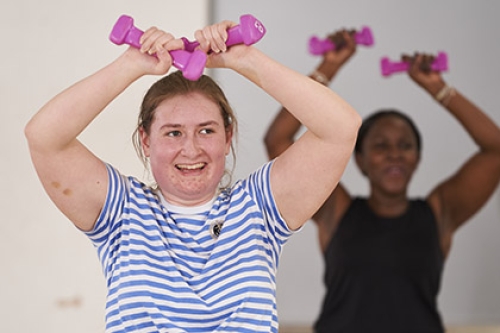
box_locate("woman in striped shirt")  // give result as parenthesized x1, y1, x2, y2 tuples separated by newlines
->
(25, 19, 361, 332)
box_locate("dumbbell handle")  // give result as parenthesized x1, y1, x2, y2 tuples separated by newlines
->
(380, 52, 448, 77)
(109, 14, 207, 81)
(182, 14, 266, 52)
(308, 26, 374, 56)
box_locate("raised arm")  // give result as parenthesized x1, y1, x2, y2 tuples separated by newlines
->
(408, 54, 500, 238)
(260, 31, 357, 237)
(199, 24, 361, 230)
(25, 27, 181, 231)
(264, 30, 357, 159)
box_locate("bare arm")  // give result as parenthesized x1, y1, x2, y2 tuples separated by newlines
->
(260, 31, 358, 235)
(408, 55, 500, 237)
(201, 25, 361, 230)
(25, 28, 181, 231)
(264, 30, 357, 159)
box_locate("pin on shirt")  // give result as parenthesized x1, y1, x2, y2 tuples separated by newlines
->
(210, 220, 224, 239)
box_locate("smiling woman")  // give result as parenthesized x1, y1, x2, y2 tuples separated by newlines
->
(24, 17, 360, 332)
(264, 31, 500, 333)
(138, 86, 234, 207)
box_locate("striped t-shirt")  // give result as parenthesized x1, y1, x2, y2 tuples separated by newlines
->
(85, 161, 293, 332)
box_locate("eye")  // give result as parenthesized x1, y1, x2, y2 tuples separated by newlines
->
(399, 141, 415, 150)
(200, 128, 214, 135)
(373, 141, 389, 150)
(166, 130, 181, 137)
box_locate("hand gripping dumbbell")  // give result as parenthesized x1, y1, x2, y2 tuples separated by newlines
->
(380, 51, 448, 77)
(109, 15, 207, 81)
(181, 14, 266, 52)
(109, 14, 266, 81)
(308, 26, 374, 56)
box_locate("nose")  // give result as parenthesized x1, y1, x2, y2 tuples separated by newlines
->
(180, 135, 202, 157)
(386, 145, 403, 160)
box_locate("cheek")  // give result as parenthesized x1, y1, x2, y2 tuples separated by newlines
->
(149, 140, 175, 162)
(407, 153, 420, 168)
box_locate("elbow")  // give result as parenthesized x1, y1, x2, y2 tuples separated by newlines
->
(263, 131, 275, 158)
(24, 116, 51, 154)
(263, 129, 282, 160)
(263, 132, 291, 160)
(263, 140, 277, 160)
(24, 118, 38, 149)
(347, 111, 363, 143)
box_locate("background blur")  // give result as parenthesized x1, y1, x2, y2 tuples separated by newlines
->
(1, 0, 499, 332)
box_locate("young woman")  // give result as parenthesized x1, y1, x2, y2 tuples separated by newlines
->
(264, 31, 500, 333)
(25, 20, 360, 332)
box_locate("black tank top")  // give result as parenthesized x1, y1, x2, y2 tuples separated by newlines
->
(314, 198, 445, 333)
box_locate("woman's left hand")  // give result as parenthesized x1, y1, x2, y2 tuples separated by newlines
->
(194, 20, 249, 69)
(405, 53, 445, 94)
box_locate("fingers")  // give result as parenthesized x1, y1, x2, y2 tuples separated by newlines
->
(323, 30, 356, 66)
(403, 52, 436, 73)
(194, 20, 234, 53)
(139, 27, 180, 55)
(135, 27, 187, 74)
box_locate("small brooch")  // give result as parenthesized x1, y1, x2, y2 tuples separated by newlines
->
(209, 220, 224, 239)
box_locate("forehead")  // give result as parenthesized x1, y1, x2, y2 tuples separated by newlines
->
(154, 92, 221, 124)
(366, 115, 416, 138)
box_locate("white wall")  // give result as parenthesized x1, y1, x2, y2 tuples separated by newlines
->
(0, 1, 208, 332)
(211, 0, 500, 328)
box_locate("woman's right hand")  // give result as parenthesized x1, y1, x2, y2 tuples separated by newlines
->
(324, 30, 357, 68)
(121, 27, 185, 76)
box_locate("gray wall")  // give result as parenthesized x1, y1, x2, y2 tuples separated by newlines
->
(211, 0, 500, 327)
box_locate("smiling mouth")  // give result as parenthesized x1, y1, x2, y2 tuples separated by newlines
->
(176, 162, 206, 171)
(386, 166, 405, 176)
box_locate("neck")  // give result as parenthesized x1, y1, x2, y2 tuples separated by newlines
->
(367, 193, 409, 217)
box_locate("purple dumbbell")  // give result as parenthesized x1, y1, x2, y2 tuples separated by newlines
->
(181, 14, 266, 52)
(308, 26, 374, 56)
(109, 15, 207, 81)
(380, 51, 448, 77)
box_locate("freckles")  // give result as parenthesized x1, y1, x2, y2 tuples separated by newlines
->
(51, 181, 72, 196)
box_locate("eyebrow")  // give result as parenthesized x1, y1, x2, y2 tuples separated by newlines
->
(159, 120, 221, 130)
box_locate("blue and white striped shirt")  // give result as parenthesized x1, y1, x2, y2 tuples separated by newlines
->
(85, 161, 294, 332)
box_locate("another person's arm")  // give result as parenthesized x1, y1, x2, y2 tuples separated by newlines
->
(409, 54, 500, 255)
(200, 24, 361, 230)
(259, 31, 357, 238)
(25, 27, 181, 231)
(264, 30, 357, 159)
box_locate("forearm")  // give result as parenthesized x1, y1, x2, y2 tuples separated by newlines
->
(311, 58, 345, 84)
(448, 92, 500, 151)
(428, 83, 500, 152)
(235, 47, 361, 145)
(264, 57, 350, 159)
(25, 52, 143, 153)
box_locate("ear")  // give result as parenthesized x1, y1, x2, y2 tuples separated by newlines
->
(224, 126, 233, 156)
(354, 152, 368, 176)
(139, 127, 151, 157)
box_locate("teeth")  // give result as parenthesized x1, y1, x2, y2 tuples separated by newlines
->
(177, 163, 205, 170)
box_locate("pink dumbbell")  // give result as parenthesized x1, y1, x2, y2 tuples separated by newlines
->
(308, 26, 374, 56)
(109, 15, 207, 81)
(381, 52, 448, 77)
(182, 14, 266, 52)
